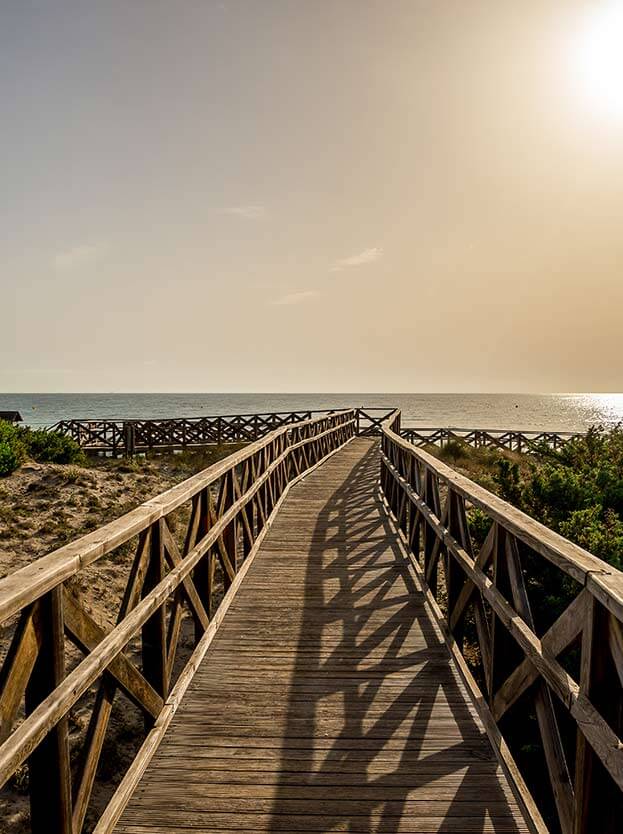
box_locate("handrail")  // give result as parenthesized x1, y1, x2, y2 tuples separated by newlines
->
(379, 409, 623, 834)
(45, 407, 396, 453)
(401, 426, 580, 452)
(406, 426, 581, 436)
(36, 408, 588, 455)
(0, 409, 357, 834)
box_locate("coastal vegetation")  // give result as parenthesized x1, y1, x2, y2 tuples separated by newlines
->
(431, 427, 623, 646)
(0, 420, 84, 476)
(435, 425, 623, 576)
(0, 441, 246, 574)
(431, 427, 623, 828)
(0, 439, 246, 833)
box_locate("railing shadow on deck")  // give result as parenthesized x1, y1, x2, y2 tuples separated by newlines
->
(0, 410, 357, 834)
(269, 442, 523, 833)
(380, 410, 623, 834)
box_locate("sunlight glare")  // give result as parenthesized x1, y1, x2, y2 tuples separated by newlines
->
(573, 2, 623, 121)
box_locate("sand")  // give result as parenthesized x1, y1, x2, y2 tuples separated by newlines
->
(0, 445, 244, 833)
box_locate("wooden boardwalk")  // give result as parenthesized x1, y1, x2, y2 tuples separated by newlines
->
(114, 438, 529, 833)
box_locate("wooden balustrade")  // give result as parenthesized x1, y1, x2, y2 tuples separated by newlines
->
(47, 411, 582, 457)
(401, 426, 580, 452)
(50, 409, 386, 455)
(380, 409, 623, 834)
(51, 411, 324, 455)
(0, 410, 356, 834)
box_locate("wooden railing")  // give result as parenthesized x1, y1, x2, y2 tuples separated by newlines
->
(0, 410, 356, 834)
(50, 411, 325, 455)
(401, 426, 580, 452)
(48, 408, 395, 455)
(380, 410, 623, 834)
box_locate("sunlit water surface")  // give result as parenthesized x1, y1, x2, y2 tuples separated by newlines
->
(1, 393, 623, 432)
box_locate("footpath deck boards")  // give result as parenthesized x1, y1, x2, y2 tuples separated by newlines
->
(115, 438, 530, 833)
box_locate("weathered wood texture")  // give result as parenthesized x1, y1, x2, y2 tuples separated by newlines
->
(0, 411, 356, 834)
(381, 411, 623, 834)
(113, 439, 530, 834)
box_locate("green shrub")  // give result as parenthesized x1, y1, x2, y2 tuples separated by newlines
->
(0, 422, 84, 473)
(24, 429, 85, 465)
(559, 506, 623, 572)
(0, 421, 27, 476)
(0, 444, 22, 477)
(438, 439, 470, 464)
(494, 424, 623, 577)
(467, 507, 492, 547)
(493, 459, 523, 505)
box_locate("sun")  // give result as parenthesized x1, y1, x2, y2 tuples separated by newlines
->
(573, 2, 623, 121)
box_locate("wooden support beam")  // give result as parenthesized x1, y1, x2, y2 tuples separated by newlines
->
(0, 602, 43, 744)
(63, 589, 163, 719)
(574, 597, 623, 834)
(141, 521, 168, 707)
(505, 535, 575, 834)
(25, 587, 72, 834)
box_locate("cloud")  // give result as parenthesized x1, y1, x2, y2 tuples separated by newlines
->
(270, 290, 319, 306)
(220, 205, 266, 219)
(54, 244, 103, 271)
(330, 247, 383, 271)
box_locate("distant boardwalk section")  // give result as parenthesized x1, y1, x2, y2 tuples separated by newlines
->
(46, 407, 581, 456)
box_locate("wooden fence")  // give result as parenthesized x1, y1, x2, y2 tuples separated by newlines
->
(0, 410, 356, 834)
(380, 410, 623, 834)
(401, 426, 580, 452)
(48, 408, 395, 455)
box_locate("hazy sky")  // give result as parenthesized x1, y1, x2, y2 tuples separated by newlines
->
(2, 1, 623, 393)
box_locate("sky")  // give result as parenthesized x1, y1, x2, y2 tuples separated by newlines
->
(2, 0, 623, 393)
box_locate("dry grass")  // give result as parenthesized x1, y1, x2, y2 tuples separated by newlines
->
(0, 443, 245, 833)
(424, 439, 531, 492)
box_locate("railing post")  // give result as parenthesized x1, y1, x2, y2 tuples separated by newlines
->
(488, 527, 524, 706)
(123, 422, 135, 457)
(25, 587, 72, 834)
(573, 597, 623, 834)
(141, 521, 168, 710)
(446, 490, 466, 649)
(192, 488, 213, 624)
(222, 470, 238, 586)
(422, 470, 440, 595)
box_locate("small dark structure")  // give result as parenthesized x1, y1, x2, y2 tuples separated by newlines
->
(0, 410, 23, 423)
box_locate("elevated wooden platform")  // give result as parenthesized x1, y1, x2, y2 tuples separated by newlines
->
(114, 438, 528, 833)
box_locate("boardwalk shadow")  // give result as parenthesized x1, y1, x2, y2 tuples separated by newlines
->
(269, 441, 523, 833)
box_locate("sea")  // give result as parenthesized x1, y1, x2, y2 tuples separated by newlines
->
(1, 393, 623, 433)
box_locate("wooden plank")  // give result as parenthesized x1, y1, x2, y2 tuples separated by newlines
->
(93, 435, 355, 834)
(111, 439, 530, 834)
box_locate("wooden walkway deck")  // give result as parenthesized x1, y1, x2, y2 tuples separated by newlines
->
(115, 439, 529, 833)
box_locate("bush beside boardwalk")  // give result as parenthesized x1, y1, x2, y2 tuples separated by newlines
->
(0, 420, 84, 476)
(433, 425, 623, 576)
